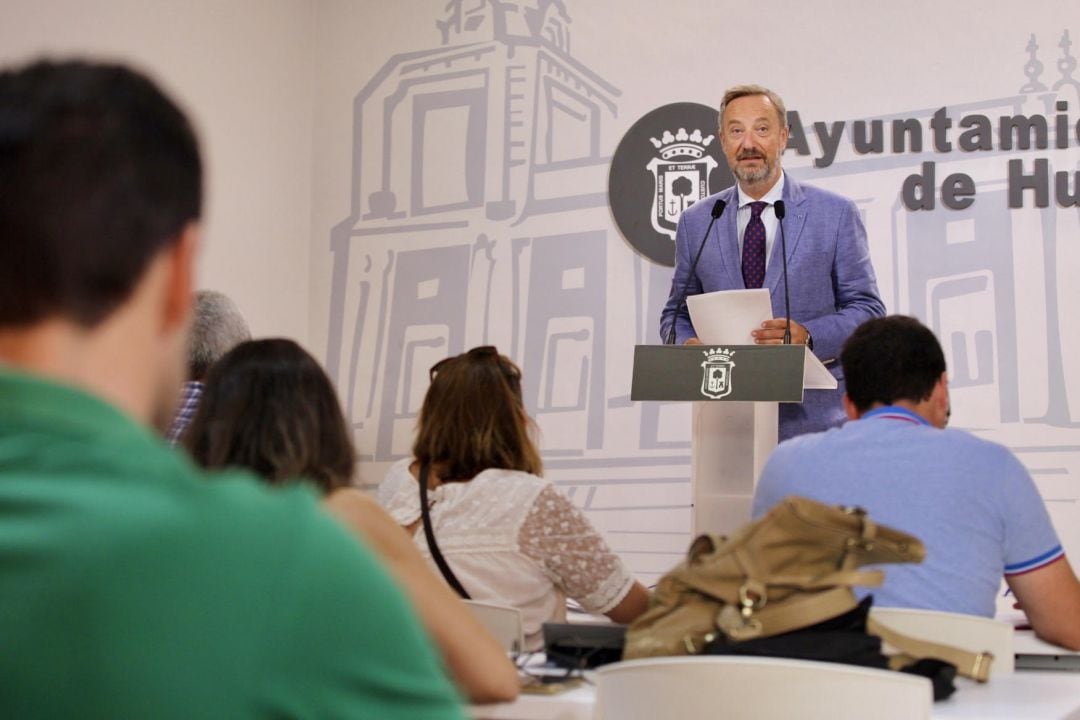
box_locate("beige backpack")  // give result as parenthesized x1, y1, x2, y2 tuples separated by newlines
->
(623, 496, 993, 682)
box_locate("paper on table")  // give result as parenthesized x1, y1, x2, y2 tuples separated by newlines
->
(686, 288, 772, 345)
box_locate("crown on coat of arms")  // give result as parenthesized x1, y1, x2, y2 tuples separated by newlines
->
(649, 127, 715, 160)
(702, 347, 735, 364)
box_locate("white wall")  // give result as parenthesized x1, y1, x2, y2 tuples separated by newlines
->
(0, 0, 316, 345)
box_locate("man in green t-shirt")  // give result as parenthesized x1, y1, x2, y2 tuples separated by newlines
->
(0, 59, 465, 719)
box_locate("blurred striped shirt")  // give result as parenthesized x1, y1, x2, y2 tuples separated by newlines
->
(166, 381, 203, 446)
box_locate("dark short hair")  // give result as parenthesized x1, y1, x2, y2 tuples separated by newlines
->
(414, 346, 542, 481)
(0, 59, 202, 327)
(841, 316, 947, 413)
(182, 339, 356, 494)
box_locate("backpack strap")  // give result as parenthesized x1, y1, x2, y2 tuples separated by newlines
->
(762, 570, 885, 590)
(867, 617, 993, 682)
(418, 463, 471, 600)
(719, 586, 859, 641)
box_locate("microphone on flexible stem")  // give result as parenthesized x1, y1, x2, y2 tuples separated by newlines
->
(666, 199, 727, 345)
(774, 200, 792, 345)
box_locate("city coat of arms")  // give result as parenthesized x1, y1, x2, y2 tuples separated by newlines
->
(700, 348, 735, 400)
(645, 128, 718, 240)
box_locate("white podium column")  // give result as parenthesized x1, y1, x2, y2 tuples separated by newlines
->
(691, 401, 777, 535)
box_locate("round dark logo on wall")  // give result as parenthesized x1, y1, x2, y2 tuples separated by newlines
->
(609, 102, 734, 267)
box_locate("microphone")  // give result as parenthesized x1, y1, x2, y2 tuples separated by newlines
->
(666, 199, 727, 345)
(774, 200, 792, 345)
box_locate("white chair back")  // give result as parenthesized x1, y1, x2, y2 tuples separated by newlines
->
(463, 600, 524, 655)
(595, 656, 932, 720)
(870, 606, 1015, 674)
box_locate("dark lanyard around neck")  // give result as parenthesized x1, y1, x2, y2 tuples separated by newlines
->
(418, 463, 471, 599)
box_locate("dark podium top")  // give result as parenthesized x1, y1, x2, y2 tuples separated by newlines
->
(630, 345, 806, 403)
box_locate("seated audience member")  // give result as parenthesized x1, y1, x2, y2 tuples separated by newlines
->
(752, 316, 1080, 649)
(0, 59, 464, 718)
(183, 338, 519, 703)
(376, 346, 651, 649)
(166, 289, 250, 443)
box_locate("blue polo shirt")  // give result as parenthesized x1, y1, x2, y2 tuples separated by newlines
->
(752, 406, 1063, 617)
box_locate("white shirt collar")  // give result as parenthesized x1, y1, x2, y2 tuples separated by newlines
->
(737, 171, 785, 209)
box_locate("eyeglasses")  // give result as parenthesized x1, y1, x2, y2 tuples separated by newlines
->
(429, 345, 521, 382)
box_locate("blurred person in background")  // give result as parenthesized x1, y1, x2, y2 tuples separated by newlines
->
(183, 337, 519, 703)
(166, 289, 250, 444)
(0, 58, 464, 718)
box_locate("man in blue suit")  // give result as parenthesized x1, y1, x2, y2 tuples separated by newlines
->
(660, 84, 885, 441)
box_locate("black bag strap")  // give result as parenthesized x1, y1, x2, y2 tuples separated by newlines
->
(418, 463, 471, 599)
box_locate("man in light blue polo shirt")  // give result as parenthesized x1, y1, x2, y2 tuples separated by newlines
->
(753, 315, 1080, 650)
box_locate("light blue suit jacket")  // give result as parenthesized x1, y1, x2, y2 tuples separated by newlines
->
(659, 174, 886, 441)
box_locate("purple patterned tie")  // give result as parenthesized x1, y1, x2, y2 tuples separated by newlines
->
(742, 201, 767, 289)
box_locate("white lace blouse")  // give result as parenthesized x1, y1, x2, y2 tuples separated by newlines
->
(376, 459, 636, 649)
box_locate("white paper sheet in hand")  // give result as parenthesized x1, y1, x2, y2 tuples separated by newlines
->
(685, 288, 772, 345)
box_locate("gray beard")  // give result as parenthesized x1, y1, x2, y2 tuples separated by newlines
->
(733, 159, 773, 186)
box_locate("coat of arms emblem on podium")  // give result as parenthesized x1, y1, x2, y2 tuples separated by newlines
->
(700, 348, 735, 399)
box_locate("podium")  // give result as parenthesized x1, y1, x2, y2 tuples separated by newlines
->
(631, 344, 836, 536)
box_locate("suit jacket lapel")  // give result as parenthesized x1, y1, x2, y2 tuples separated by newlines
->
(765, 175, 808, 293)
(716, 185, 744, 289)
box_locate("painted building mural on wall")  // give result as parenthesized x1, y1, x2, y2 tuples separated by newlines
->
(327, 0, 1080, 582)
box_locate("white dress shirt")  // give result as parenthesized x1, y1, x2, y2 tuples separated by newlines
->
(735, 171, 786, 271)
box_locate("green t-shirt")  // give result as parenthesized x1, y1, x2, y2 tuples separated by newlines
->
(0, 368, 465, 719)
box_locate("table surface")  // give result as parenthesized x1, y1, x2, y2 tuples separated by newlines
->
(471, 668, 1080, 720)
(1014, 630, 1080, 655)
(1012, 629, 1080, 671)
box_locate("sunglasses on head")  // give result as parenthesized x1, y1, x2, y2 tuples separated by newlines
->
(429, 346, 520, 382)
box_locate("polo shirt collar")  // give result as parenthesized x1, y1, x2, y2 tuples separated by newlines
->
(861, 405, 931, 426)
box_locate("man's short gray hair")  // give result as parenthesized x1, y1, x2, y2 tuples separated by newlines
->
(189, 290, 250, 380)
(718, 84, 788, 129)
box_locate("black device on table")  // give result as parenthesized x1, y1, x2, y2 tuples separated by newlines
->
(542, 622, 627, 669)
